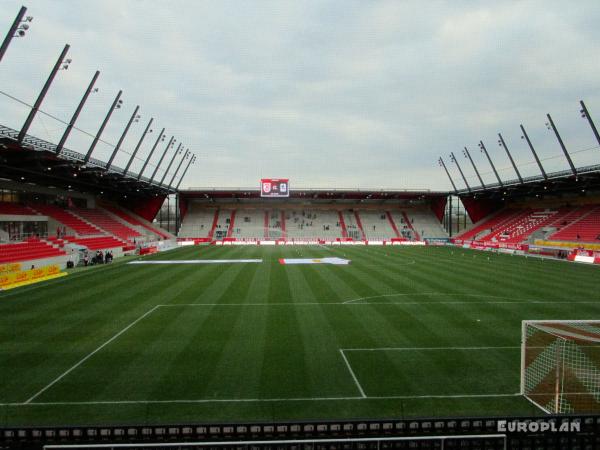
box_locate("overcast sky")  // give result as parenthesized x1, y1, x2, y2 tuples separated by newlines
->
(1, 1, 600, 191)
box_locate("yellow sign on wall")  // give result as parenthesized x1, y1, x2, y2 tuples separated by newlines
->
(0, 264, 66, 290)
(0, 263, 22, 274)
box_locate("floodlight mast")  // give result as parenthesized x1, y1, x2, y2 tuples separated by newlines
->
(546, 113, 577, 176)
(138, 127, 165, 180)
(124, 118, 153, 175)
(0, 6, 29, 63)
(149, 136, 175, 184)
(106, 105, 140, 171)
(498, 133, 523, 184)
(160, 143, 182, 186)
(449, 152, 471, 193)
(84, 90, 123, 164)
(18, 44, 70, 143)
(169, 149, 190, 188)
(579, 100, 600, 149)
(462, 147, 485, 188)
(478, 140, 503, 187)
(175, 154, 196, 190)
(520, 124, 547, 180)
(56, 70, 100, 156)
(438, 157, 458, 193)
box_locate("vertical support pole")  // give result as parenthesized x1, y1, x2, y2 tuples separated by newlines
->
(455, 198, 459, 234)
(448, 195, 453, 237)
(175, 193, 179, 236)
(520, 321, 527, 395)
(167, 195, 171, 234)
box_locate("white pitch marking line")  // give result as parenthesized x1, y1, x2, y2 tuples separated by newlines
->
(156, 300, 600, 307)
(23, 305, 161, 404)
(128, 259, 263, 264)
(0, 393, 521, 407)
(342, 346, 521, 351)
(42, 435, 510, 449)
(343, 292, 514, 304)
(339, 349, 366, 398)
(356, 260, 417, 268)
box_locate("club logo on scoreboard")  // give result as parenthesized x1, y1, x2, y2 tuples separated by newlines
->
(260, 178, 289, 198)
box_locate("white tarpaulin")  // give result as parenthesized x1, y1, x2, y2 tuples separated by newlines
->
(128, 259, 263, 264)
(279, 257, 351, 265)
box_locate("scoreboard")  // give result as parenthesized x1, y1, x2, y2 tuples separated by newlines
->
(260, 178, 289, 198)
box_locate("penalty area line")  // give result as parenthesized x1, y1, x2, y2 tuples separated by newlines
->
(339, 349, 367, 398)
(23, 305, 161, 404)
(342, 346, 521, 351)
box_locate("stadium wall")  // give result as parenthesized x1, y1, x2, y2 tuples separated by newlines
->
(119, 195, 167, 223)
(460, 196, 503, 223)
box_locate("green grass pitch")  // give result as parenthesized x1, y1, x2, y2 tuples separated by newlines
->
(1, 245, 599, 426)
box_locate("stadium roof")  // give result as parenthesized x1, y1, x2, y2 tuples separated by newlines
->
(0, 124, 176, 201)
(180, 187, 447, 203)
(455, 162, 600, 201)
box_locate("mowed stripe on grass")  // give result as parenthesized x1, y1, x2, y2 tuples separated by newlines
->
(0, 245, 599, 425)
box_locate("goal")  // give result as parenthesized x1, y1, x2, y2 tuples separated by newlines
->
(521, 320, 600, 413)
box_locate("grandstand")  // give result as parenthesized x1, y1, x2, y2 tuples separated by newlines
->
(455, 202, 600, 247)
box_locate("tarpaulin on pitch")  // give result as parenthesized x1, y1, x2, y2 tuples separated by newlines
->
(128, 259, 263, 264)
(278, 257, 350, 265)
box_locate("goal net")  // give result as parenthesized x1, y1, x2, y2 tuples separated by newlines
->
(521, 320, 600, 413)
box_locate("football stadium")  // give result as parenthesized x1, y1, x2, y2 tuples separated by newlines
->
(1, 3, 600, 449)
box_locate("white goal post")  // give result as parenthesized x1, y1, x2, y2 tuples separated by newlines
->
(521, 320, 600, 414)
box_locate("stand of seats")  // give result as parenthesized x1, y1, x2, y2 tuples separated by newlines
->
(0, 239, 66, 263)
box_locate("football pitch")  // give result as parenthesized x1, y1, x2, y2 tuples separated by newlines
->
(1, 245, 599, 426)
